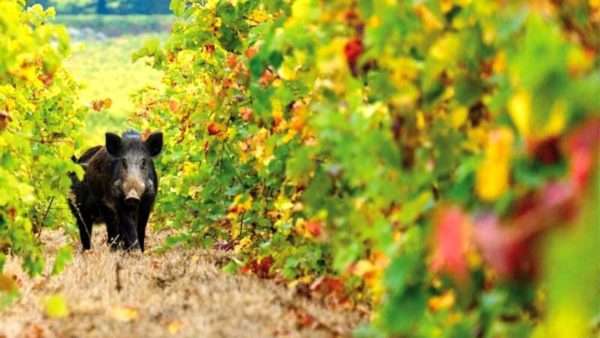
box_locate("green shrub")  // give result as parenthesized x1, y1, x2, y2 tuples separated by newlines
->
(0, 2, 86, 280)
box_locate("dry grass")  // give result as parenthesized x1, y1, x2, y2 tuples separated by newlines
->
(0, 229, 364, 338)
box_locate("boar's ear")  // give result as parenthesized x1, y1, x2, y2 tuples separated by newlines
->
(105, 132, 122, 156)
(145, 132, 163, 157)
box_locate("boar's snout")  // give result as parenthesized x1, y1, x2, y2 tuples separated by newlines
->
(122, 176, 145, 206)
(125, 189, 141, 205)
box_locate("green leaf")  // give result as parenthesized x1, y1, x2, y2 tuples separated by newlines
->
(380, 286, 426, 334)
(398, 192, 433, 224)
(52, 246, 73, 275)
(170, 0, 186, 16)
(268, 51, 284, 68)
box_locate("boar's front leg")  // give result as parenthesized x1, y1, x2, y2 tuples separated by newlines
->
(100, 204, 120, 249)
(136, 199, 154, 252)
(118, 207, 140, 251)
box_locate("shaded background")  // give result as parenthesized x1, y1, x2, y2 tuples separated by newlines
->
(27, 0, 171, 15)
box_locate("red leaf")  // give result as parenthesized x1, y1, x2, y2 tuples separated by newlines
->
(310, 276, 344, 295)
(564, 118, 600, 191)
(245, 46, 258, 59)
(293, 308, 316, 329)
(38, 72, 54, 86)
(430, 206, 471, 283)
(204, 44, 215, 54)
(305, 220, 323, 238)
(309, 276, 348, 306)
(207, 122, 221, 136)
(226, 54, 238, 68)
(239, 107, 253, 121)
(473, 214, 536, 280)
(344, 37, 363, 74)
(474, 182, 576, 280)
(0, 111, 12, 131)
(91, 98, 112, 112)
(243, 256, 274, 279)
(168, 100, 179, 113)
(527, 136, 561, 164)
(7, 208, 17, 221)
(259, 69, 275, 87)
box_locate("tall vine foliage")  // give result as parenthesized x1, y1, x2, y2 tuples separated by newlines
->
(135, 0, 600, 336)
(0, 0, 84, 290)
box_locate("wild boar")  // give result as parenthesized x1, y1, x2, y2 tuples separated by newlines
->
(68, 130, 163, 251)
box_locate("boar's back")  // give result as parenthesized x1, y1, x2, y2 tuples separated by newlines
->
(76, 145, 103, 165)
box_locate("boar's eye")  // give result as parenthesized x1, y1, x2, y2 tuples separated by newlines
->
(141, 158, 147, 169)
(121, 158, 127, 169)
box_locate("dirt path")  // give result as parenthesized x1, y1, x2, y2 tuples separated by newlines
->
(0, 230, 364, 338)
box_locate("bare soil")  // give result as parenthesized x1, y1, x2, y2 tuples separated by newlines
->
(0, 229, 364, 338)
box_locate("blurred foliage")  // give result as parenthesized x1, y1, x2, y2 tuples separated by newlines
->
(134, 0, 600, 336)
(0, 1, 85, 281)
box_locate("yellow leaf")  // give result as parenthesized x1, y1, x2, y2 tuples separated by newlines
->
(44, 294, 69, 319)
(430, 34, 460, 62)
(367, 15, 381, 29)
(182, 161, 198, 176)
(440, 0, 453, 13)
(532, 306, 587, 338)
(274, 195, 294, 212)
(428, 290, 456, 312)
(352, 259, 375, 277)
(416, 110, 426, 130)
(493, 51, 506, 73)
(188, 185, 202, 199)
(234, 236, 252, 253)
(316, 37, 348, 77)
(414, 4, 444, 31)
(567, 47, 593, 75)
(387, 57, 420, 88)
(482, 24, 496, 45)
(508, 91, 531, 136)
(290, 0, 313, 21)
(109, 305, 138, 322)
(229, 194, 253, 214)
(278, 62, 296, 80)
(450, 106, 468, 128)
(168, 320, 184, 334)
(271, 99, 283, 120)
(509, 90, 567, 139)
(476, 128, 514, 201)
(248, 8, 269, 23)
(230, 222, 241, 239)
(544, 100, 567, 137)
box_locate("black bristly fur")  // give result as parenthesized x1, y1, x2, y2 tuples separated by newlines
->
(68, 130, 163, 251)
